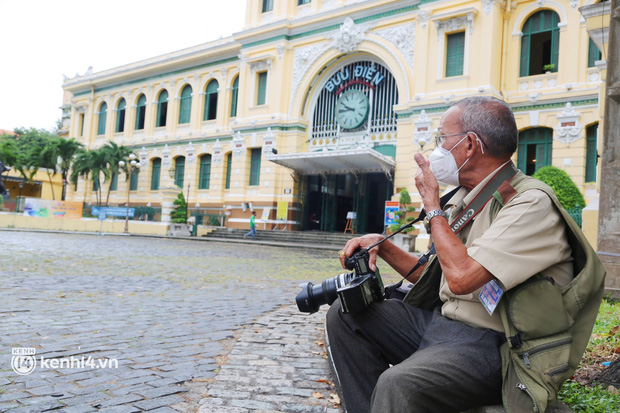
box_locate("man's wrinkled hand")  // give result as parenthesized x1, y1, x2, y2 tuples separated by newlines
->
(339, 234, 385, 271)
(414, 153, 441, 212)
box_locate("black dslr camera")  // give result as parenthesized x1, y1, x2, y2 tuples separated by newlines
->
(295, 248, 385, 314)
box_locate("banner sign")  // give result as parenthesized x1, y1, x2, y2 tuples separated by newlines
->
(92, 206, 134, 218)
(384, 201, 399, 226)
(276, 201, 288, 221)
(23, 198, 83, 219)
(324, 64, 386, 94)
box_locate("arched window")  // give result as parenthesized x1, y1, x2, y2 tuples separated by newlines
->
(151, 158, 161, 190)
(97, 102, 107, 135)
(156, 90, 168, 127)
(179, 85, 192, 124)
(585, 123, 598, 182)
(520, 10, 560, 76)
(203, 80, 219, 121)
(230, 76, 239, 117)
(135, 94, 146, 130)
(517, 128, 553, 175)
(174, 156, 185, 188)
(115, 99, 126, 133)
(199, 154, 212, 189)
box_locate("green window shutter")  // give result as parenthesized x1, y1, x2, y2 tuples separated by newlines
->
(156, 90, 168, 127)
(587, 38, 602, 68)
(230, 77, 239, 117)
(445, 32, 465, 77)
(520, 34, 530, 77)
(97, 102, 107, 135)
(151, 158, 161, 190)
(135, 95, 146, 130)
(585, 124, 598, 182)
(199, 154, 212, 189)
(179, 85, 192, 124)
(225, 153, 232, 189)
(174, 157, 185, 188)
(249, 148, 262, 186)
(550, 24, 560, 71)
(262, 0, 273, 13)
(109, 172, 118, 191)
(257, 72, 267, 105)
(115, 99, 126, 133)
(203, 80, 219, 121)
(298, 0, 310, 4)
(130, 170, 139, 191)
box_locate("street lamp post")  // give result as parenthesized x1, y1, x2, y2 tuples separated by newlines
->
(185, 175, 191, 222)
(119, 154, 141, 234)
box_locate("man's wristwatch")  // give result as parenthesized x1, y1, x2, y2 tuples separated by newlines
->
(424, 209, 446, 233)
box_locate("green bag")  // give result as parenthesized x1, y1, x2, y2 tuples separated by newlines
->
(492, 175, 606, 413)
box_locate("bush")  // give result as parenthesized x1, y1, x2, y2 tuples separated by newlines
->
(170, 192, 188, 223)
(532, 166, 586, 210)
(389, 188, 417, 233)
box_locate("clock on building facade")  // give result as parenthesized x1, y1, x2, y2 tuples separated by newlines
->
(336, 89, 369, 130)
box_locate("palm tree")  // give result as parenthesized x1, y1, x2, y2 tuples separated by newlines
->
(70, 148, 109, 206)
(70, 149, 94, 203)
(56, 138, 84, 200)
(29, 143, 59, 200)
(101, 141, 131, 206)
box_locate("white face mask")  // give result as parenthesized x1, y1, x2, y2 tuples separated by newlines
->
(429, 135, 483, 186)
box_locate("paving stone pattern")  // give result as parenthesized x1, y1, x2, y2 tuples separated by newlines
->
(0, 231, 347, 412)
(196, 306, 341, 413)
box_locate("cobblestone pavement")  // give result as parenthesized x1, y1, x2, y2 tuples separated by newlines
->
(0, 230, 351, 412)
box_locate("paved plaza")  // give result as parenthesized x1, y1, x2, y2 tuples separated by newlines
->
(0, 230, 348, 412)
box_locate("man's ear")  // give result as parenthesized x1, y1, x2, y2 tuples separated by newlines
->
(465, 133, 477, 155)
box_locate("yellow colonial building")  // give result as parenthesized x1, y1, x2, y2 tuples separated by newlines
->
(60, 0, 609, 234)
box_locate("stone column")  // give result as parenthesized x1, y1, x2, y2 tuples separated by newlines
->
(599, 0, 620, 296)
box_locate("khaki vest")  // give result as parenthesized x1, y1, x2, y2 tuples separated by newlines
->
(404, 174, 606, 412)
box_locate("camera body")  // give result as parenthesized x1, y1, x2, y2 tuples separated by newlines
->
(296, 249, 385, 314)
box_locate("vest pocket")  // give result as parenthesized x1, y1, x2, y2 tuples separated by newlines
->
(508, 276, 572, 340)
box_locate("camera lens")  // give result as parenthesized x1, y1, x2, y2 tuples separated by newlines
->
(295, 272, 356, 313)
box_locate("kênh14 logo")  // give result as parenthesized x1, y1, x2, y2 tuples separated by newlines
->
(11, 348, 119, 376)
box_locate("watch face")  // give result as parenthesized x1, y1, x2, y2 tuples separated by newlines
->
(336, 89, 369, 130)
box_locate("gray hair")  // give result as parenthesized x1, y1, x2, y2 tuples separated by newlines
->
(451, 97, 518, 159)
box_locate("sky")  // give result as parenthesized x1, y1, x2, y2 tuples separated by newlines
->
(0, 0, 247, 132)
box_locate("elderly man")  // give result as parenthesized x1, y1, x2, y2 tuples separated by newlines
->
(326, 96, 578, 412)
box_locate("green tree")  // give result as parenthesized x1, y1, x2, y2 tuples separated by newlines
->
(29, 143, 59, 200)
(532, 166, 586, 210)
(170, 192, 188, 223)
(389, 188, 417, 233)
(101, 141, 132, 206)
(55, 137, 84, 200)
(70, 147, 110, 206)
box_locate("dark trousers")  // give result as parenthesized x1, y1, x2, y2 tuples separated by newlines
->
(325, 299, 505, 413)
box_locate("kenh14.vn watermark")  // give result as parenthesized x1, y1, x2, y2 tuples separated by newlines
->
(11, 347, 119, 376)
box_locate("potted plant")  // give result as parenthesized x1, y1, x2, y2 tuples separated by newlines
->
(543, 63, 556, 74)
(389, 188, 418, 252)
(168, 192, 191, 236)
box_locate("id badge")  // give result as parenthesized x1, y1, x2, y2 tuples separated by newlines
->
(478, 279, 504, 316)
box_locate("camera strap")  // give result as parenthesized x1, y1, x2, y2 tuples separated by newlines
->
(405, 161, 518, 277)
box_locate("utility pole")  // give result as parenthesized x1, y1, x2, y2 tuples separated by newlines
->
(598, 0, 620, 296)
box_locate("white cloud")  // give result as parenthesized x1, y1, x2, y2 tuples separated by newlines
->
(0, 0, 246, 131)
